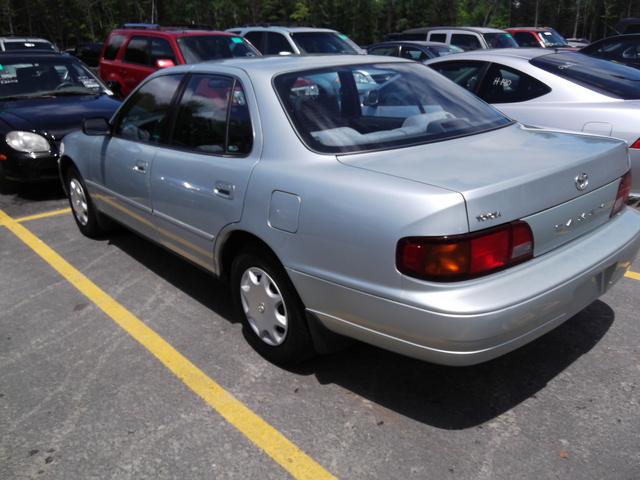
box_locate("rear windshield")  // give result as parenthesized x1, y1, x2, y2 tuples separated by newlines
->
(176, 35, 259, 63)
(3, 41, 57, 52)
(274, 62, 511, 154)
(290, 32, 362, 54)
(530, 52, 640, 99)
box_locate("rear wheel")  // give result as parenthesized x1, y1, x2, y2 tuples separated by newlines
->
(66, 167, 105, 238)
(230, 244, 316, 365)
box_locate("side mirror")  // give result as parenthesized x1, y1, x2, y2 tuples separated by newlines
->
(82, 117, 111, 136)
(106, 79, 123, 97)
(156, 59, 176, 69)
(362, 89, 379, 106)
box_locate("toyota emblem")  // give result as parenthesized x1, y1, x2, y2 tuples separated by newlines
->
(575, 173, 589, 191)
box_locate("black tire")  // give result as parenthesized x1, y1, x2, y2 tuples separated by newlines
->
(230, 244, 316, 365)
(66, 167, 105, 238)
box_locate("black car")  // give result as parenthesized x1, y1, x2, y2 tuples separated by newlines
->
(0, 51, 121, 182)
(69, 41, 103, 68)
(365, 41, 463, 62)
(578, 34, 640, 69)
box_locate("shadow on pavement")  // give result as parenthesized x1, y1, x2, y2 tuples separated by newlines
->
(300, 300, 613, 429)
(101, 228, 614, 430)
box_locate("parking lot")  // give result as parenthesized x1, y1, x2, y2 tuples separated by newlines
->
(1, 182, 639, 479)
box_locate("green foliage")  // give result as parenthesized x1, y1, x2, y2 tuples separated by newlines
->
(2, 0, 640, 49)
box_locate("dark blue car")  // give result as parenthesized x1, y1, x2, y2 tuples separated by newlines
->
(0, 51, 121, 182)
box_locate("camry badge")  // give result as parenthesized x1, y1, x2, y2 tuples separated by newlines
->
(575, 173, 589, 191)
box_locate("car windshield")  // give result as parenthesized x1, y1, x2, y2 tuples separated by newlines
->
(275, 62, 511, 153)
(291, 32, 362, 54)
(538, 30, 569, 47)
(0, 57, 109, 99)
(176, 35, 259, 63)
(530, 52, 640, 99)
(483, 33, 520, 48)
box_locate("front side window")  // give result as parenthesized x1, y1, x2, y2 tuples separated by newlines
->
(483, 33, 519, 49)
(150, 37, 176, 65)
(428, 60, 486, 93)
(512, 32, 540, 48)
(115, 74, 183, 142)
(169, 74, 252, 155)
(123, 36, 149, 65)
(368, 45, 399, 56)
(400, 46, 429, 61)
(275, 62, 510, 153)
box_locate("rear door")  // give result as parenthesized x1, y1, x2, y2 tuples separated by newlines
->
(149, 73, 258, 272)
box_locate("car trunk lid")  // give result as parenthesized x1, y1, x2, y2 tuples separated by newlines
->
(338, 124, 630, 255)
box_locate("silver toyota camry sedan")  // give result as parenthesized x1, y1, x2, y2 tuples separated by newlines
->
(59, 55, 640, 366)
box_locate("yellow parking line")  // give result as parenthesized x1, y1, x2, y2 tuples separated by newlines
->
(15, 208, 71, 223)
(626, 270, 640, 280)
(0, 209, 337, 480)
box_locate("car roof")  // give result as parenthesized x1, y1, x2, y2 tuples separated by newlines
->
(228, 25, 340, 34)
(369, 40, 453, 47)
(161, 53, 409, 76)
(110, 24, 234, 36)
(403, 26, 509, 34)
(0, 50, 72, 59)
(0, 36, 53, 42)
(506, 27, 557, 32)
(426, 47, 553, 61)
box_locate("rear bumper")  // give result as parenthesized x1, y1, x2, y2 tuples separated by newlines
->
(290, 207, 640, 366)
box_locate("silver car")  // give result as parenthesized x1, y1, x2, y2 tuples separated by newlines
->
(59, 55, 640, 366)
(425, 48, 640, 205)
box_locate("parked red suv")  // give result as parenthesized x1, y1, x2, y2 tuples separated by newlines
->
(98, 24, 260, 97)
(505, 27, 577, 50)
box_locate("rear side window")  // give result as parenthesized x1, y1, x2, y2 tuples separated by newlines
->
(451, 34, 482, 50)
(243, 31, 264, 51)
(429, 33, 447, 43)
(264, 32, 294, 54)
(479, 64, 551, 103)
(531, 52, 640, 99)
(103, 34, 126, 60)
(170, 74, 253, 155)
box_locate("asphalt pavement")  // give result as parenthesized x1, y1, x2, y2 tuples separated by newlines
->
(1, 181, 639, 480)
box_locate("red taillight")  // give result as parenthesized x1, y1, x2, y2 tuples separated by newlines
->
(397, 221, 534, 282)
(629, 138, 640, 149)
(611, 170, 632, 217)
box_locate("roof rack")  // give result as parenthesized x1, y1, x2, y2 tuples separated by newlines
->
(239, 23, 317, 28)
(120, 23, 215, 31)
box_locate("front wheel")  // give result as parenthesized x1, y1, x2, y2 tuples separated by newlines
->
(230, 244, 316, 365)
(66, 167, 105, 238)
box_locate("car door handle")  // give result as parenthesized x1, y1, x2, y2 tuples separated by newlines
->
(133, 160, 149, 174)
(214, 181, 234, 199)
